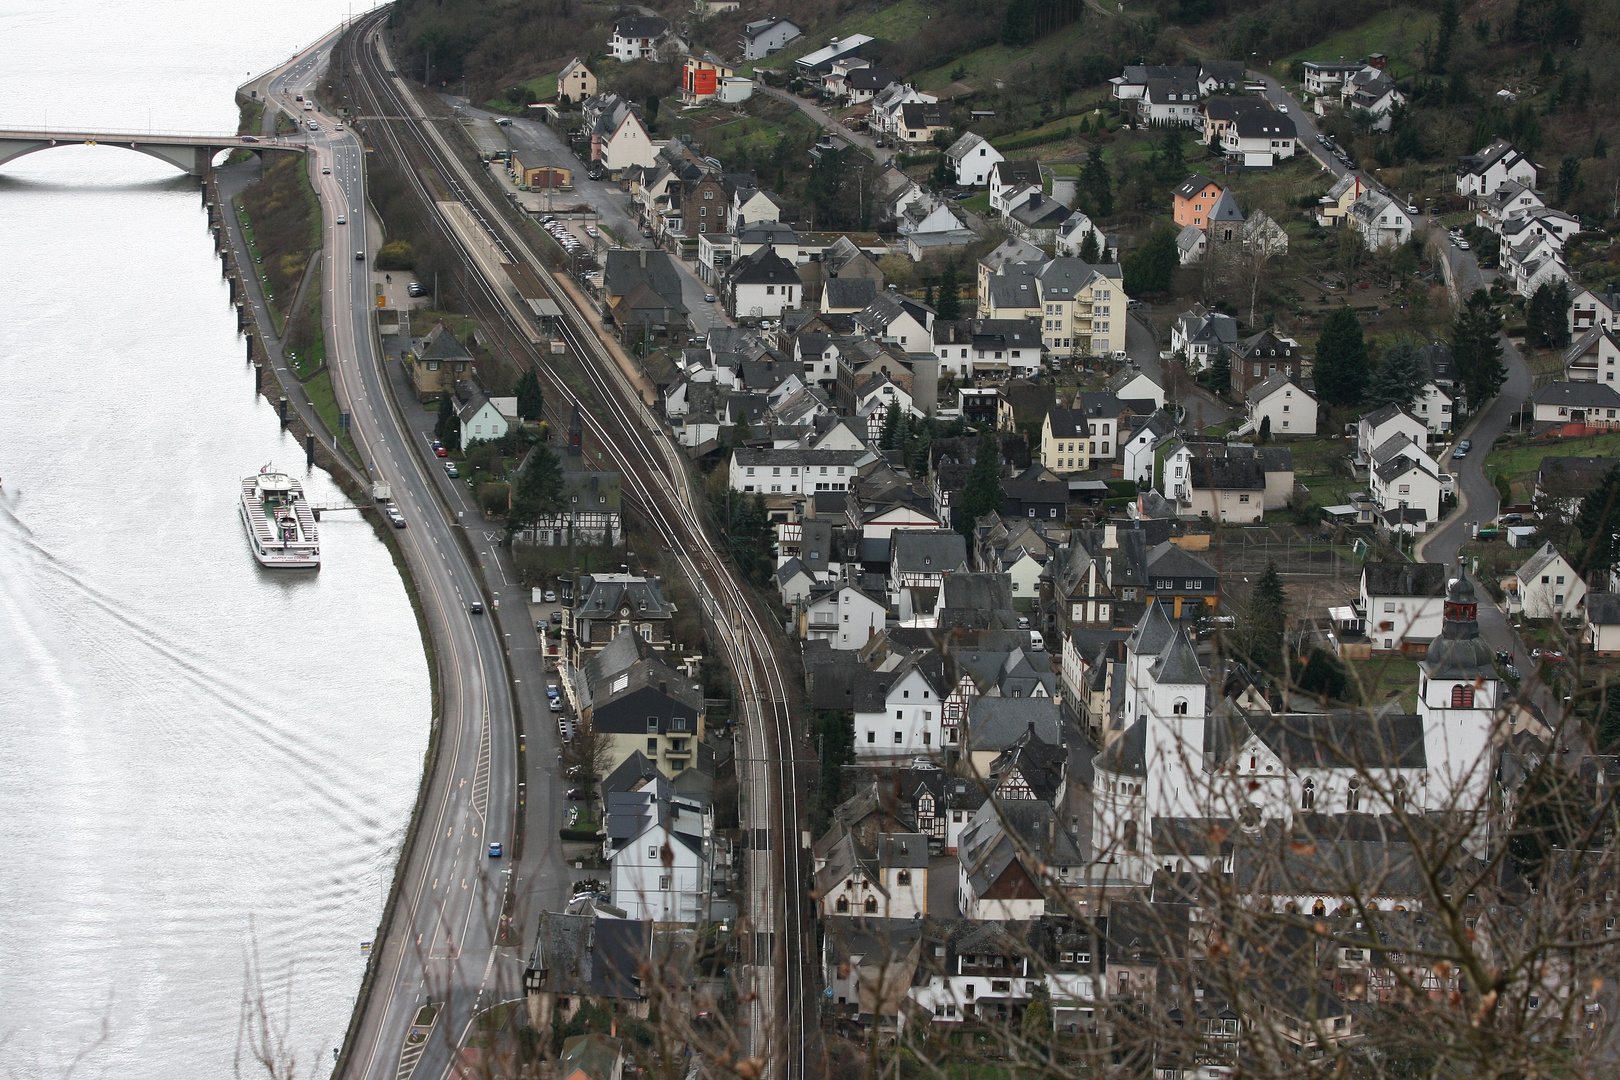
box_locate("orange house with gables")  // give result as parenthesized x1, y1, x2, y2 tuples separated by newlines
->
(1173, 174, 1225, 229)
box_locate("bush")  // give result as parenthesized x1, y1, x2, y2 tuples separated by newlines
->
(558, 828, 601, 842)
(376, 240, 415, 271)
(1105, 478, 1137, 497)
(480, 482, 511, 517)
(991, 127, 1072, 153)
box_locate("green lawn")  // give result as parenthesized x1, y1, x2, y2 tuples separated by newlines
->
(958, 191, 990, 214)
(906, 19, 1107, 93)
(1288, 436, 1359, 508)
(305, 369, 361, 466)
(1272, 7, 1434, 82)
(1486, 431, 1620, 502)
(755, 0, 930, 69)
(1345, 654, 1421, 711)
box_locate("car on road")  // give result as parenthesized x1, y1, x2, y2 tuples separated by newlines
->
(322, 166, 331, 174)
(1503, 664, 1520, 680)
(488, 842, 502, 857)
(444, 462, 459, 478)
(543, 589, 557, 602)
(333, 124, 342, 130)
(434, 444, 449, 458)
(566, 788, 586, 800)
(1453, 439, 1472, 458)
(336, 215, 346, 224)
(546, 682, 560, 698)
(1532, 648, 1565, 663)
(1276, 102, 1287, 112)
(386, 506, 407, 528)
(550, 610, 564, 625)
(470, 601, 484, 614)
(549, 697, 562, 712)
(494, 117, 512, 126)
(1406, 204, 1421, 216)
(1496, 650, 1513, 665)
(1455, 238, 1470, 250)
(355, 250, 365, 260)
(241, 135, 259, 143)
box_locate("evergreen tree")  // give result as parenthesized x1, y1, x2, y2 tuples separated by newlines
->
(1021, 997, 1052, 1055)
(880, 401, 904, 450)
(1432, 0, 1460, 72)
(506, 443, 565, 533)
(1452, 289, 1505, 413)
(1209, 346, 1231, 395)
(731, 410, 753, 448)
(937, 263, 962, 320)
(1296, 647, 1357, 703)
(1574, 464, 1620, 572)
(1366, 339, 1428, 411)
(1123, 226, 1178, 295)
(1078, 230, 1101, 264)
(645, 94, 660, 125)
(515, 367, 544, 421)
(1081, 147, 1113, 218)
(1242, 560, 1288, 678)
(1156, 126, 1185, 182)
(435, 393, 460, 447)
(1527, 280, 1572, 349)
(958, 433, 1004, 534)
(1596, 683, 1620, 751)
(1556, 155, 1581, 206)
(1000, 0, 1035, 46)
(1313, 307, 1370, 406)
(1259, 414, 1271, 443)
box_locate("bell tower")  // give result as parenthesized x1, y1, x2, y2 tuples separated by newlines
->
(1418, 565, 1499, 828)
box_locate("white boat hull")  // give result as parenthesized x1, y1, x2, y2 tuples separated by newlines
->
(240, 486, 321, 569)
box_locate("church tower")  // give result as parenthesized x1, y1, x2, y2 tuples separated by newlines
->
(1418, 569, 1500, 820)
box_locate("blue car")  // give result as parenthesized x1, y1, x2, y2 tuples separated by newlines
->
(488, 842, 502, 858)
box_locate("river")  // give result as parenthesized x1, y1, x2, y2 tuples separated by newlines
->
(0, 2, 429, 1075)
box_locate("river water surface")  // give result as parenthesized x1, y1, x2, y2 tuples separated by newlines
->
(0, 3, 429, 1075)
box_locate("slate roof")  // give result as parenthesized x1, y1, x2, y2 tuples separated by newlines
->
(891, 529, 967, 573)
(420, 322, 472, 360)
(1588, 592, 1620, 626)
(1188, 456, 1264, 491)
(576, 574, 675, 620)
(1245, 711, 1427, 770)
(968, 696, 1062, 752)
(1207, 189, 1245, 224)
(604, 249, 687, 312)
(1362, 562, 1447, 598)
(1094, 716, 1147, 776)
(1151, 628, 1205, 685)
(1534, 381, 1620, 409)
(1231, 111, 1296, 139)
(613, 14, 669, 38)
(527, 911, 649, 999)
(1245, 371, 1307, 404)
(1045, 407, 1089, 439)
(729, 246, 799, 287)
(1373, 455, 1432, 483)
(823, 276, 877, 310)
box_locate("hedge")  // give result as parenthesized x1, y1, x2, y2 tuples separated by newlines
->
(1104, 479, 1137, 498)
(559, 828, 603, 842)
(1102, 495, 1133, 509)
(991, 126, 1073, 152)
(898, 152, 943, 167)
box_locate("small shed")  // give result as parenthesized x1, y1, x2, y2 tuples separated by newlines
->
(1506, 525, 1539, 548)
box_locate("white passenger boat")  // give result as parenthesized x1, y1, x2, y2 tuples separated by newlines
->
(240, 466, 321, 568)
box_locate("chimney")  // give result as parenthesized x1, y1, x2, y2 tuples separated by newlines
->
(1104, 522, 1118, 549)
(1029, 192, 1041, 207)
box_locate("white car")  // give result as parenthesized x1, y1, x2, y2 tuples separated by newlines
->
(336, 215, 346, 224)
(1276, 102, 1288, 113)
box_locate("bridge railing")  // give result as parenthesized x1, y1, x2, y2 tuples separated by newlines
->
(0, 127, 295, 142)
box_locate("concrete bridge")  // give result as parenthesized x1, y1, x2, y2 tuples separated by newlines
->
(0, 129, 308, 176)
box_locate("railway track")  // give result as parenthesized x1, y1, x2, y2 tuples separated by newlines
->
(339, 13, 813, 1078)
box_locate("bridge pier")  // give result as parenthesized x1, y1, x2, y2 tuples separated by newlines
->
(0, 130, 303, 177)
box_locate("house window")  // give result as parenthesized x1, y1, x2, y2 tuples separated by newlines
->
(897, 870, 911, 885)
(836, 896, 849, 912)
(867, 731, 875, 743)
(649, 846, 659, 858)
(894, 731, 903, 744)
(864, 896, 878, 913)
(659, 875, 671, 890)
(648, 738, 658, 753)
(1302, 778, 1315, 809)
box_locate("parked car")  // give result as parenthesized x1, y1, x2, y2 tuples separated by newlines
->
(1455, 238, 1471, 250)
(566, 788, 586, 800)
(1500, 513, 1523, 525)
(543, 589, 558, 603)
(549, 697, 562, 712)
(434, 444, 449, 458)
(704, 293, 716, 303)
(535, 620, 547, 632)
(550, 610, 564, 625)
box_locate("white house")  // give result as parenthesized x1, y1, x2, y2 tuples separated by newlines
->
(890, 530, 968, 626)
(1585, 592, 1620, 656)
(1532, 382, 1620, 428)
(1055, 210, 1112, 259)
(1347, 190, 1412, 251)
(815, 831, 929, 919)
(1359, 562, 1447, 653)
(1170, 306, 1238, 369)
(801, 586, 887, 650)
(726, 247, 800, 319)
(738, 16, 800, 60)
(1369, 453, 1442, 532)
(457, 391, 509, 448)
(1565, 327, 1620, 384)
(854, 652, 950, 757)
(944, 132, 1004, 188)
(1455, 138, 1538, 199)
(1570, 286, 1620, 338)
(1245, 373, 1317, 437)
(1107, 366, 1166, 409)
(1357, 403, 1430, 460)
(1219, 110, 1296, 166)
(1415, 380, 1455, 435)
(1123, 413, 1177, 487)
(1513, 542, 1586, 620)
(609, 14, 671, 62)
(729, 447, 873, 495)
(989, 160, 1041, 216)
(604, 779, 711, 922)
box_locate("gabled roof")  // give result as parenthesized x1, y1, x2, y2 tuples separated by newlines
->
(891, 529, 967, 573)
(613, 14, 669, 38)
(1231, 111, 1296, 139)
(1151, 628, 1205, 686)
(968, 696, 1061, 752)
(1533, 382, 1620, 409)
(421, 322, 472, 360)
(1516, 541, 1571, 584)
(1361, 402, 1422, 429)
(944, 130, 996, 163)
(1207, 189, 1245, 224)
(1587, 592, 1620, 626)
(1175, 174, 1221, 199)
(729, 246, 798, 287)
(1362, 561, 1447, 598)
(1044, 407, 1089, 439)
(1188, 455, 1263, 491)
(1245, 371, 1309, 404)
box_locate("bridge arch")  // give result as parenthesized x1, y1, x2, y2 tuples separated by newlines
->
(0, 133, 296, 177)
